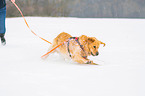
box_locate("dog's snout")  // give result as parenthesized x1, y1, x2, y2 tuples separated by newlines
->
(96, 52, 99, 56)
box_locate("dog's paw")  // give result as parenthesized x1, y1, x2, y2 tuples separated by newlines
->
(91, 63, 99, 65)
(86, 60, 98, 65)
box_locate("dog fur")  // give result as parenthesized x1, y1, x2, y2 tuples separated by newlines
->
(45, 32, 105, 65)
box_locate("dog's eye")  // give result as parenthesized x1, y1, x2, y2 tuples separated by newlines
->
(93, 46, 96, 48)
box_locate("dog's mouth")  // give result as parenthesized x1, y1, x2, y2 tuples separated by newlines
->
(91, 52, 95, 56)
(91, 52, 99, 56)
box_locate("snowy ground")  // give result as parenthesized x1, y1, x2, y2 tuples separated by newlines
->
(0, 17, 145, 96)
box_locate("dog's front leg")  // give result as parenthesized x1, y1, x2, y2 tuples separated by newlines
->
(85, 59, 98, 65)
(72, 55, 97, 65)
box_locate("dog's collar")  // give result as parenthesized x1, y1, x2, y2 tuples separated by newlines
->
(67, 37, 87, 59)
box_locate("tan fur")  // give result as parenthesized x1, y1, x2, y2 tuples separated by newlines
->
(45, 32, 105, 65)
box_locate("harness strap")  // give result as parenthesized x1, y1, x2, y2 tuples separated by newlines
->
(67, 37, 87, 59)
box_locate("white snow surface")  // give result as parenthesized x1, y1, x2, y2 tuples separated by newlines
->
(0, 17, 145, 96)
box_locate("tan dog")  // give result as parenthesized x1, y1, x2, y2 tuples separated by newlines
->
(45, 32, 105, 65)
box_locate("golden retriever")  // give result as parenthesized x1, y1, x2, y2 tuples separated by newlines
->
(44, 32, 105, 65)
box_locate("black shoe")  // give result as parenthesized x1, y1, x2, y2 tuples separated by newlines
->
(1, 36, 6, 46)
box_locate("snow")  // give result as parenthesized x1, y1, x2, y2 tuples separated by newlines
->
(0, 17, 145, 96)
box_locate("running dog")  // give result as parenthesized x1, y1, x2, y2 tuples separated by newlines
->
(44, 32, 105, 65)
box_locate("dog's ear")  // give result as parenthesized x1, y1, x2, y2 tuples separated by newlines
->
(79, 35, 88, 45)
(88, 37, 95, 44)
(100, 41, 106, 47)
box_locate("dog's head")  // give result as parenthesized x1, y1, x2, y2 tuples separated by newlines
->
(79, 35, 105, 56)
(88, 37, 105, 56)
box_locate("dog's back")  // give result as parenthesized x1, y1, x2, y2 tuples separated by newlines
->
(53, 32, 72, 46)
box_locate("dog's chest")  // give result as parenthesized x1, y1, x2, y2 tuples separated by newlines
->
(58, 41, 85, 59)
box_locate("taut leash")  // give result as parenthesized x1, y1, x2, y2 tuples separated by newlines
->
(12, 2, 52, 44)
(41, 39, 69, 58)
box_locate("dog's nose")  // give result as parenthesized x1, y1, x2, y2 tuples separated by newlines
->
(96, 52, 99, 56)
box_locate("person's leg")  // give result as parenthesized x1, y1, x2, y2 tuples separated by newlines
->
(0, 6, 6, 45)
